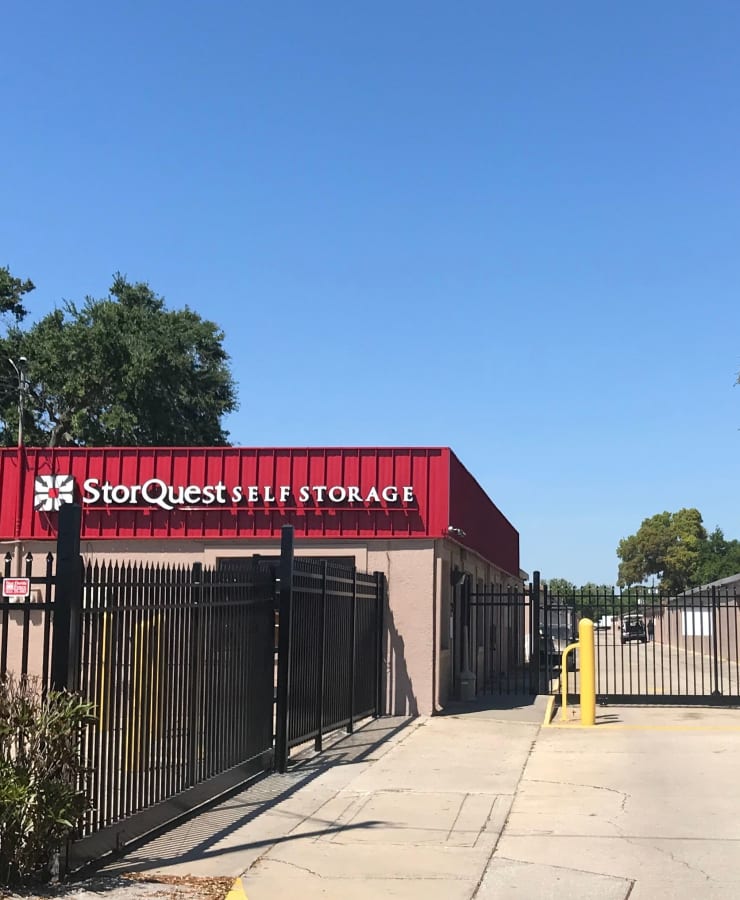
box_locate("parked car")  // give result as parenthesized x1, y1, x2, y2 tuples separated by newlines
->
(621, 614, 647, 644)
(539, 626, 577, 670)
(539, 628, 558, 667)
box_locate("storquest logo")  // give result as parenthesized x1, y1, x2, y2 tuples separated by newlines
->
(34, 475, 75, 512)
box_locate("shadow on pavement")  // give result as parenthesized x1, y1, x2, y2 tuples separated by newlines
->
(596, 713, 622, 724)
(99, 716, 411, 877)
(439, 693, 547, 723)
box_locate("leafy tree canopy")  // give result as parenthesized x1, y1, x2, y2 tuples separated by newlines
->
(546, 512, 740, 605)
(695, 527, 740, 585)
(0, 266, 34, 323)
(0, 274, 237, 447)
(544, 578, 576, 598)
(617, 508, 709, 594)
(544, 579, 620, 616)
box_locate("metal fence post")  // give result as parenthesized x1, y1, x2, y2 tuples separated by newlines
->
(187, 561, 203, 788)
(315, 561, 328, 752)
(275, 526, 295, 773)
(51, 503, 83, 692)
(347, 568, 358, 733)
(711, 586, 721, 697)
(529, 571, 541, 695)
(374, 572, 385, 717)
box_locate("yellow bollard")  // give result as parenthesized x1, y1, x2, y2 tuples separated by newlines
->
(579, 618, 596, 726)
(560, 641, 579, 721)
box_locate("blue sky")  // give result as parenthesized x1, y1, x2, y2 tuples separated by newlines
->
(2, 2, 739, 584)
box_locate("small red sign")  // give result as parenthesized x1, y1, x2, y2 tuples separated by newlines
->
(2, 578, 31, 598)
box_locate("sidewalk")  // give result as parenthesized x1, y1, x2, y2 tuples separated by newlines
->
(101, 698, 740, 899)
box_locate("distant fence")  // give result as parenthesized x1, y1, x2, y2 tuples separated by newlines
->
(547, 584, 740, 704)
(465, 583, 531, 696)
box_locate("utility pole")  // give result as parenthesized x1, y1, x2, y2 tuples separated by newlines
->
(8, 356, 28, 447)
(9, 357, 28, 575)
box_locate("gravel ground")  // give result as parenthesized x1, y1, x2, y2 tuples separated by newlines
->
(0, 874, 234, 900)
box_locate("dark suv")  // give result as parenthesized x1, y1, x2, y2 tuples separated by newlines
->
(621, 615, 647, 644)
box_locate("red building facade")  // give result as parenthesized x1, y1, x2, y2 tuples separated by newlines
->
(0, 446, 518, 576)
(0, 446, 520, 714)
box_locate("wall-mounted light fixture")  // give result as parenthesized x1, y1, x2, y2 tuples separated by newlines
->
(451, 569, 469, 588)
(447, 525, 466, 538)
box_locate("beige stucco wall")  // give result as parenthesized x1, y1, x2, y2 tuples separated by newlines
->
(1, 535, 521, 717)
(0, 539, 369, 576)
(1, 537, 441, 716)
(367, 541, 436, 717)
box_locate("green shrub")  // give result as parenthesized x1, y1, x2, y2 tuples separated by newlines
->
(0, 675, 95, 885)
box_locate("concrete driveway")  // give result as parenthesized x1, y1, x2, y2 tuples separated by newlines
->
(501, 704, 740, 899)
(102, 699, 740, 899)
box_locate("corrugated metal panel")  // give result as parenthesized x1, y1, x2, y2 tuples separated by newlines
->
(0, 447, 520, 575)
(0, 447, 449, 543)
(0, 450, 21, 542)
(448, 451, 520, 577)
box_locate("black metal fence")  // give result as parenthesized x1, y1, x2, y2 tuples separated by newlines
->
(76, 560, 276, 844)
(274, 527, 384, 771)
(1, 552, 56, 685)
(0, 510, 386, 864)
(465, 583, 533, 696)
(455, 574, 740, 708)
(547, 585, 740, 705)
(539, 588, 578, 697)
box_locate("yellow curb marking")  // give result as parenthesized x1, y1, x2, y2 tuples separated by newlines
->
(548, 723, 740, 731)
(225, 877, 248, 900)
(542, 695, 556, 727)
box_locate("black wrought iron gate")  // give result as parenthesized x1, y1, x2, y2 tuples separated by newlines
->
(545, 583, 740, 706)
(454, 572, 740, 707)
(459, 572, 542, 698)
(1, 508, 386, 868)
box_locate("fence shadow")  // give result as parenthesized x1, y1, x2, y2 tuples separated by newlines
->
(438, 693, 545, 721)
(384, 604, 418, 717)
(95, 716, 411, 877)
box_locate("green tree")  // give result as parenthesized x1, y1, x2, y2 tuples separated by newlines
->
(579, 582, 616, 595)
(617, 509, 707, 595)
(695, 527, 740, 584)
(577, 582, 618, 616)
(0, 275, 237, 447)
(0, 266, 34, 323)
(544, 578, 576, 600)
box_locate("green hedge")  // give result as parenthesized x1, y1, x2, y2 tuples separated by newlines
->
(0, 676, 95, 885)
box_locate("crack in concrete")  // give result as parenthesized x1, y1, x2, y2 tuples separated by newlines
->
(504, 831, 719, 885)
(620, 836, 715, 883)
(472, 795, 506, 848)
(445, 793, 469, 842)
(261, 858, 325, 879)
(524, 778, 630, 811)
(470, 735, 539, 899)
(597, 791, 715, 883)
(493, 854, 636, 889)
(258, 857, 477, 881)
